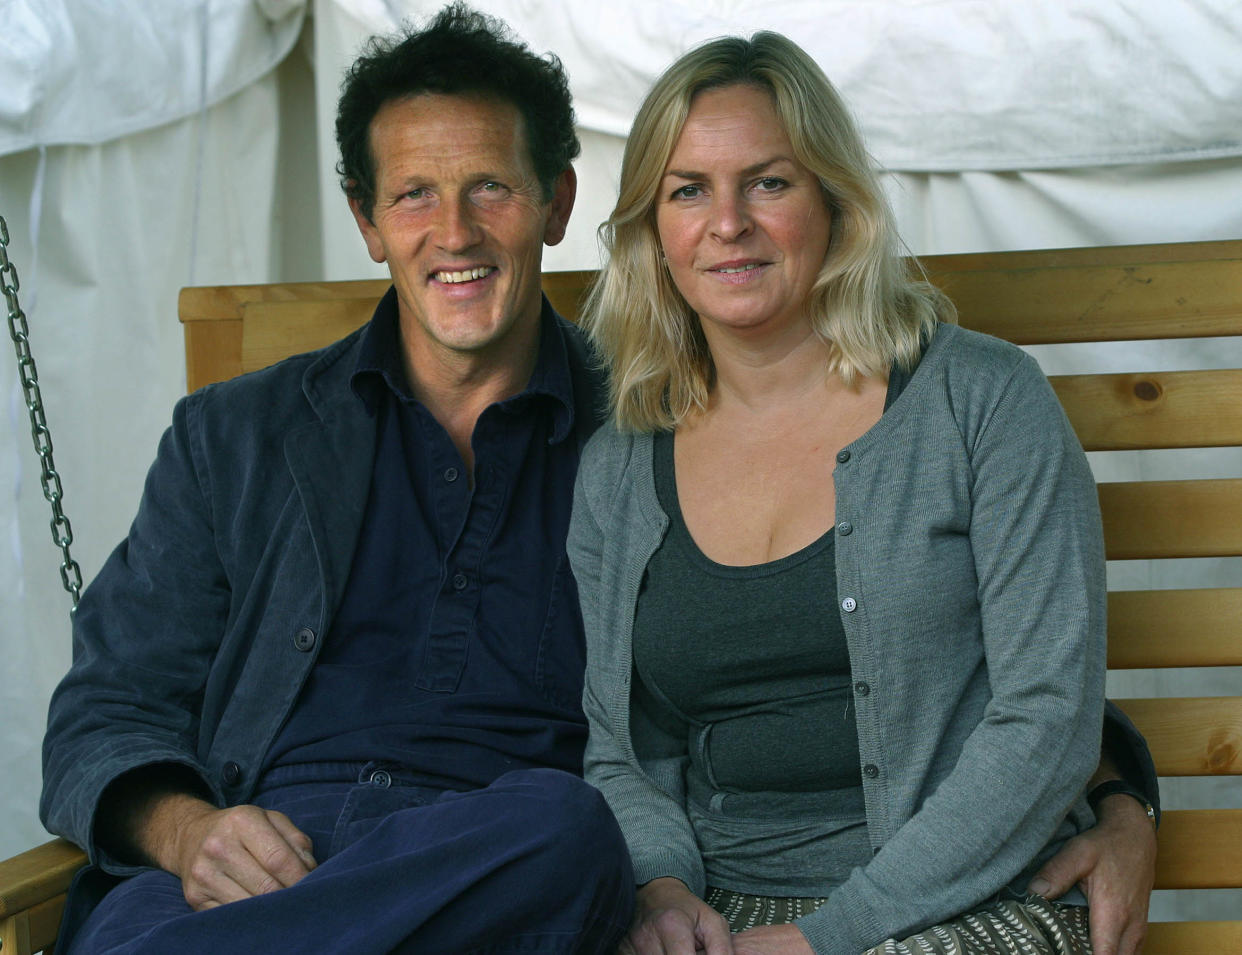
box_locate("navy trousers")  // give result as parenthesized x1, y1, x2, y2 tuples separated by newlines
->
(68, 766, 634, 954)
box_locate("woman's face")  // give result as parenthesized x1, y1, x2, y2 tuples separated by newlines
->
(655, 83, 832, 342)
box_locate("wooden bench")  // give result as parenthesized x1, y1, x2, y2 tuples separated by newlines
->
(3, 239, 1240, 954)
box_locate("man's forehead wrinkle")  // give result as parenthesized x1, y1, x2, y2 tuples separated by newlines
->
(369, 117, 535, 195)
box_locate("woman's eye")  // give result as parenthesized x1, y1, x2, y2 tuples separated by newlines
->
(671, 184, 702, 200)
(755, 177, 787, 192)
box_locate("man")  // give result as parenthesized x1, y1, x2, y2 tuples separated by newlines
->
(41, 7, 630, 952)
(41, 5, 1157, 954)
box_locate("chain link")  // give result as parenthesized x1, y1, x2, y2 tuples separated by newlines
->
(1, 215, 83, 609)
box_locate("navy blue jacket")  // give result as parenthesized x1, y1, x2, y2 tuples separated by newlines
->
(40, 300, 605, 874)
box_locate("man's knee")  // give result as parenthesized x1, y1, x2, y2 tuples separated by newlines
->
(491, 769, 631, 879)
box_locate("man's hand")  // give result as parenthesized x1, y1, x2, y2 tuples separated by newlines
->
(1027, 794, 1156, 955)
(148, 794, 318, 910)
(620, 877, 733, 955)
(95, 767, 318, 911)
(731, 924, 814, 955)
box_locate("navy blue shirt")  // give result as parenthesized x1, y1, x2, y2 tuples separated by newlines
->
(264, 290, 592, 790)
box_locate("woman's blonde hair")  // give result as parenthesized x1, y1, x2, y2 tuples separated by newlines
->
(581, 31, 956, 432)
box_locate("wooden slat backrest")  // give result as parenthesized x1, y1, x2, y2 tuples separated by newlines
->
(175, 238, 1242, 951)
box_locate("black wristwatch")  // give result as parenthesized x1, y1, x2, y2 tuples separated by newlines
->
(1087, 779, 1158, 830)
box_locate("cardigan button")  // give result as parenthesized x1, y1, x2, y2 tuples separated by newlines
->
(837, 521, 853, 536)
(293, 627, 316, 652)
(841, 597, 857, 613)
(863, 763, 879, 779)
(854, 681, 870, 696)
(836, 449, 851, 463)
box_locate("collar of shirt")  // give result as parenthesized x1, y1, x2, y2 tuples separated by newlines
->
(349, 286, 577, 445)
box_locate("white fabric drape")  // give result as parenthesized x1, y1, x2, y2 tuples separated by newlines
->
(2, 0, 1239, 920)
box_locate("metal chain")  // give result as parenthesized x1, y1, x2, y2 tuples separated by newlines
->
(1, 214, 82, 610)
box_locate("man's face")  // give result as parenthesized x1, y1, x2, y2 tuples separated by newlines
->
(350, 93, 575, 369)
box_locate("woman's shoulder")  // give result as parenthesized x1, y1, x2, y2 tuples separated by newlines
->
(906, 323, 1069, 446)
(927, 321, 1032, 369)
(577, 420, 653, 496)
(921, 322, 1048, 396)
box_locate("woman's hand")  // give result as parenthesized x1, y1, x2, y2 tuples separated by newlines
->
(732, 924, 814, 955)
(1026, 794, 1156, 955)
(621, 877, 734, 955)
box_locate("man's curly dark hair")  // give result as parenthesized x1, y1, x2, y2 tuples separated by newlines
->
(336, 3, 580, 221)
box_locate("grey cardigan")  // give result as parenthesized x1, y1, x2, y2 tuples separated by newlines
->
(567, 324, 1107, 955)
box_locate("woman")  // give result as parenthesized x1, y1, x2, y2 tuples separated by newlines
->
(568, 32, 1123, 955)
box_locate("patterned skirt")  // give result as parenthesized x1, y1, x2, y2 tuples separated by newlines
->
(704, 887, 1092, 954)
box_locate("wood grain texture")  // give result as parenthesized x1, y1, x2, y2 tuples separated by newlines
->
(1144, 919, 1242, 954)
(0, 894, 65, 955)
(0, 838, 84, 919)
(1115, 698, 1242, 776)
(1051, 369, 1242, 451)
(1153, 809, 1242, 889)
(1108, 588, 1242, 669)
(1098, 479, 1242, 560)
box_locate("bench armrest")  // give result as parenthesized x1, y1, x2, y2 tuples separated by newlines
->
(0, 838, 87, 955)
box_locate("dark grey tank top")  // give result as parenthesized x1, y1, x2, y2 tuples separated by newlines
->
(628, 364, 913, 895)
(634, 430, 860, 796)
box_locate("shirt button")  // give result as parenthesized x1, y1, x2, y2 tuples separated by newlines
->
(841, 597, 857, 612)
(222, 761, 242, 786)
(293, 627, 316, 652)
(837, 521, 853, 536)
(854, 681, 870, 696)
(452, 572, 468, 591)
(443, 467, 458, 483)
(836, 449, 851, 463)
(864, 763, 879, 778)
(370, 769, 392, 788)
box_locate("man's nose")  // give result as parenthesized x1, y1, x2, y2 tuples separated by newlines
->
(436, 196, 484, 251)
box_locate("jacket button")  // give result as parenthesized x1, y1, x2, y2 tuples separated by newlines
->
(836, 449, 851, 463)
(864, 763, 879, 778)
(293, 628, 316, 652)
(837, 521, 853, 536)
(369, 769, 392, 788)
(222, 761, 242, 786)
(854, 681, 870, 696)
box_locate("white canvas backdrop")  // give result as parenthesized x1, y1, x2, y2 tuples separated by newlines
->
(3, 0, 1241, 919)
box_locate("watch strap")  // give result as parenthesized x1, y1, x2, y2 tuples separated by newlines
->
(1087, 779, 1158, 830)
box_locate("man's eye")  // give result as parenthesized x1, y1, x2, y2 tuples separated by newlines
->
(404, 188, 426, 200)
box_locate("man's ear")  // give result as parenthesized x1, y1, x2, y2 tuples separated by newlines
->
(348, 196, 387, 264)
(542, 167, 577, 247)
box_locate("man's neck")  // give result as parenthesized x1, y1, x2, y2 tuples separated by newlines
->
(398, 324, 541, 474)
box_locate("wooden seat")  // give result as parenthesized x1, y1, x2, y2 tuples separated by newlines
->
(3, 239, 1240, 953)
